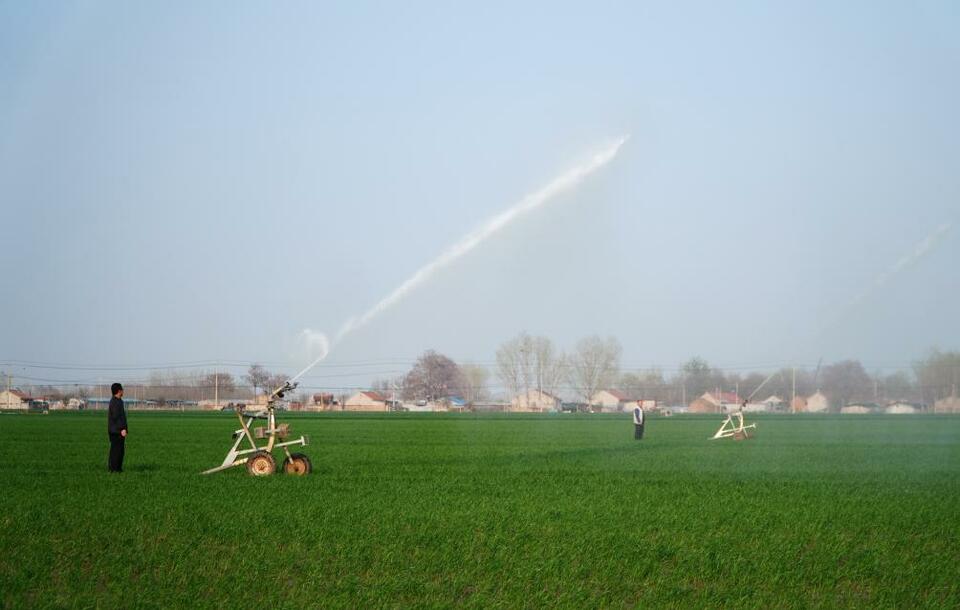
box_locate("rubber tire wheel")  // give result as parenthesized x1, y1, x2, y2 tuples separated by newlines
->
(282, 453, 312, 476)
(246, 451, 276, 476)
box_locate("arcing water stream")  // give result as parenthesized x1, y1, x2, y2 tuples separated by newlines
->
(289, 135, 630, 384)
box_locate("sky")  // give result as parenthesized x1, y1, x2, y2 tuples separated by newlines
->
(1, 1, 958, 394)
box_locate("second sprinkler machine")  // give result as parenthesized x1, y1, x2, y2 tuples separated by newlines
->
(711, 404, 757, 441)
(202, 380, 311, 476)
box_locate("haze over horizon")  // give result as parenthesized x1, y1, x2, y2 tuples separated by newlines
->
(2, 2, 958, 390)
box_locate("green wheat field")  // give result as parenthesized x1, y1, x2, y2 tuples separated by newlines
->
(1, 412, 958, 608)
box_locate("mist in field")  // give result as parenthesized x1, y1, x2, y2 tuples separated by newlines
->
(1, 3, 958, 391)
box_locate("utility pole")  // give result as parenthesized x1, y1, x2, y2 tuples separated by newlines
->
(792, 367, 797, 413)
(681, 375, 686, 407)
(521, 345, 529, 411)
(538, 358, 543, 400)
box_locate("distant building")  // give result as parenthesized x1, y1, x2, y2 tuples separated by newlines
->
(83, 397, 110, 410)
(344, 391, 388, 412)
(472, 402, 512, 413)
(250, 394, 271, 407)
(688, 396, 720, 414)
(793, 391, 830, 413)
(511, 389, 562, 412)
(198, 398, 247, 411)
(591, 390, 633, 412)
(688, 391, 741, 414)
(840, 404, 875, 414)
(85, 397, 163, 410)
(741, 401, 770, 413)
(447, 397, 468, 412)
(761, 395, 785, 411)
(47, 399, 84, 410)
(0, 389, 31, 410)
(560, 402, 590, 413)
(635, 399, 659, 413)
(306, 393, 338, 411)
(934, 396, 960, 413)
(302, 393, 337, 412)
(885, 402, 919, 414)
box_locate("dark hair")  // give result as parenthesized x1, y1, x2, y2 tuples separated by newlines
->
(111, 383, 123, 396)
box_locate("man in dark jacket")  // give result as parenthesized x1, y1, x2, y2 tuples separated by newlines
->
(107, 382, 127, 472)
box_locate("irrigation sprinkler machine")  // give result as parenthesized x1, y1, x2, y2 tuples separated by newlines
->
(202, 380, 311, 476)
(711, 407, 757, 441)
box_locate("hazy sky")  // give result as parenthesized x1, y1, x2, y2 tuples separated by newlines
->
(2, 2, 958, 392)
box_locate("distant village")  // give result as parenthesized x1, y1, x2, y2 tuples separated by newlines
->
(3, 383, 959, 416)
(3, 338, 959, 415)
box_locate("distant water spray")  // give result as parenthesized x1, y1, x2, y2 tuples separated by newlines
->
(289, 135, 630, 383)
(289, 329, 330, 383)
(825, 221, 953, 330)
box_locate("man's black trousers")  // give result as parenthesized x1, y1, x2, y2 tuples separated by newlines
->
(634, 423, 644, 440)
(108, 433, 125, 472)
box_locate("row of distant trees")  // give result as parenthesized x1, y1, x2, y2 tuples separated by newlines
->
(10, 343, 959, 409)
(373, 335, 960, 408)
(16, 364, 292, 405)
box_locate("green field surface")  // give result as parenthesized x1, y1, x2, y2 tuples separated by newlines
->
(2, 412, 959, 608)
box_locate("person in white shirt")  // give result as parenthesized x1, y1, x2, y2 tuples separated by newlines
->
(633, 401, 645, 440)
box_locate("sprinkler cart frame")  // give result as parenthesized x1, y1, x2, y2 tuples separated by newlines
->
(710, 410, 757, 440)
(202, 380, 311, 476)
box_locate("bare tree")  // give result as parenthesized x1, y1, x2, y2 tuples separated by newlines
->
(264, 373, 291, 396)
(373, 376, 406, 404)
(570, 335, 622, 410)
(913, 349, 960, 405)
(821, 360, 873, 407)
(531, 336, 566, 399)
(679, 357, 726, 400)
(496, 336, 525, 402)
(620, 368, 669, 402)
(620, 372, 643, 399)
(460, 363, 491, 404)
(201, 372, 236, 397)
(496, 333, 565, 405)
(403, 350, 466, 401)
(244, 364, 270, 398)
(881, 370, 916, 402)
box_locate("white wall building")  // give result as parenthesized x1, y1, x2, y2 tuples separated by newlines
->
(591, 390, 632, 412)
(934, 396, 960, 413)
(885, 402, 918, 414)
(840, 405, 872, 414)
(0, 390, 29, 410)
(511, 390, 561, 412)
(795, 391, 830, 413)
(344, 391, 388, 412)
